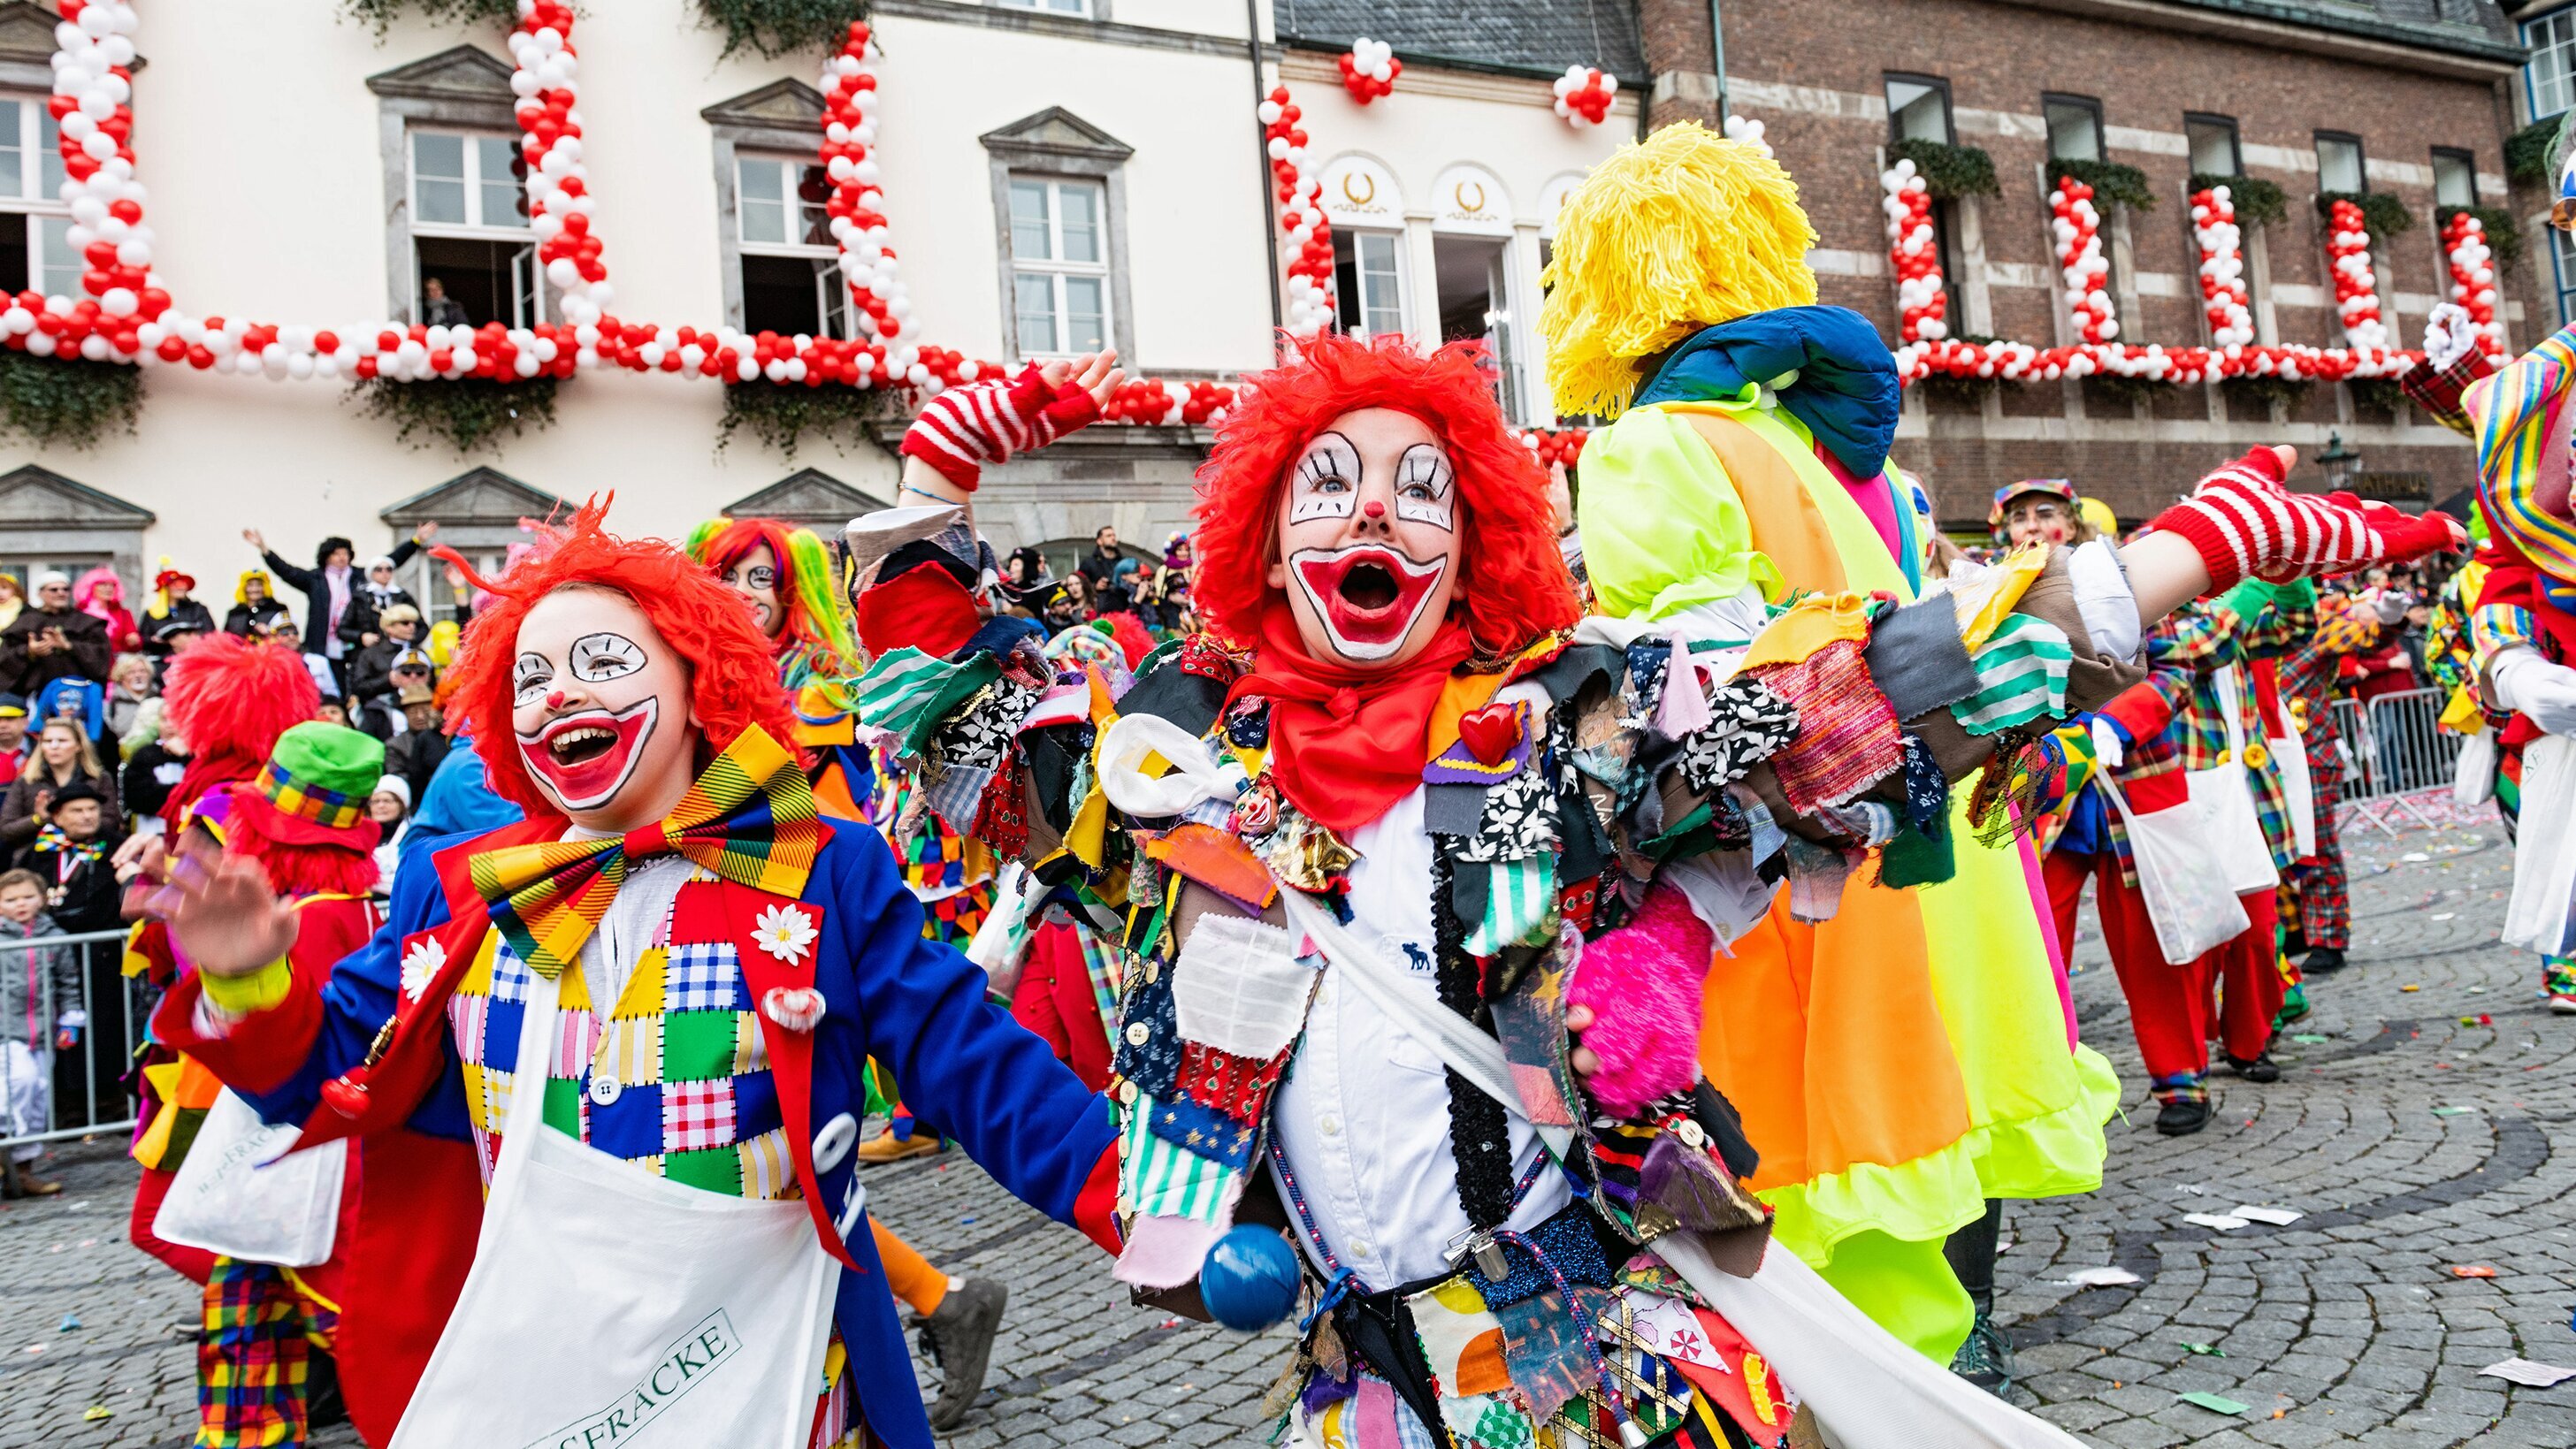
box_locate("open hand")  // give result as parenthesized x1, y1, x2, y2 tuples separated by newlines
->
(157, 835, 296, 979)
(1039, 348, 1126, 410)
(241, 528, 266, 553)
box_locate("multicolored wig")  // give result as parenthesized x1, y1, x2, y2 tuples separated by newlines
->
(161, 631, 320, 825)
(1190, 332, 1580, 656)
(1540, 122, 1818, 419)
(683, 516, 864, 687)
(440, 499, 799, 820)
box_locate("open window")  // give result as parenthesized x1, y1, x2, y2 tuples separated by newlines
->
(736, 152, 845, 339)
(1333, 231, 1405, 339)
(0, 95, 70, 298)
(407, 128, 537, 328)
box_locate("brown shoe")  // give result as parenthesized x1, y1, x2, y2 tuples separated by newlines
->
(854, 1129, 943, 1166)
(10, 1163, 60, 1196)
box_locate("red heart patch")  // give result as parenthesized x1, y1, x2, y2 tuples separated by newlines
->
(1457, 702, 1523, 766)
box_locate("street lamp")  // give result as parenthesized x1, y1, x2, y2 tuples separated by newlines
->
(2318, 431, 2361, 492)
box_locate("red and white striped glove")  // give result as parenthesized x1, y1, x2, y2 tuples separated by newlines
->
(2148, 447, 2467, 592)
(899, 362, 1103, 492)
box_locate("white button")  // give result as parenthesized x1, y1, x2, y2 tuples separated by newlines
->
(1320, 1114, 1342, 1136)
(1144, 960, 1160, 984)
(1126, 1022, 1151, 1047)
(1314, 983, 1331, 1006)
(587, 1073, 622, 1106)
(1348, 1239, 1372, 1259)
(1677, 1118, 1707, 1148)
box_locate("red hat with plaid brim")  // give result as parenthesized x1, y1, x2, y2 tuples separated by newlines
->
(231, 721, 384, 851)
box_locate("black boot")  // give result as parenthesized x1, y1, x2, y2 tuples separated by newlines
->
(2223, 1051, 2280, 1083)
(918, 1277, 1007, 1430)
(2154, 1090, 2211, 1135)
(1943, 1201, 2013, 1393)
(2301, 946, 2346, 976)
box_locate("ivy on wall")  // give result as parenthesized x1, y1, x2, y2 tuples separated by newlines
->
(2219, 373, 2311, 415)
(716, 380, 899, 461)
(2190, 172, 2286, 228)
(338, 0, 520, 36)
(1887, 138, 1999, 201)
(2508, 116, 2561, 186)
(353, 376, 560, 454)
(2051, 158, 2155, 212)
(0, 355, 141, 449)
(2315, 190, 2413, 239)
(698, 0, 869, 59)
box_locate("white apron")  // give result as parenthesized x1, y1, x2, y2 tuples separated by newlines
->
(391, 968, 840, 1449)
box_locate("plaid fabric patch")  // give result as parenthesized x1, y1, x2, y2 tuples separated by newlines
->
(198, 1258, 317, 1448)
(451, 877, 791, 1200)
(256, 761, 366, 830)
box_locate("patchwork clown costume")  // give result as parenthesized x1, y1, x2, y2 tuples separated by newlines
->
(149, 508, 1118, 1449)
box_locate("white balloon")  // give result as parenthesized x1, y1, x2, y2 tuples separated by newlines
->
(98, 286, 134, 316)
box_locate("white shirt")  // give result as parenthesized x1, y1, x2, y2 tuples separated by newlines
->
(1267, 787, 1570, 1292)
(559, 828, 695, 1016)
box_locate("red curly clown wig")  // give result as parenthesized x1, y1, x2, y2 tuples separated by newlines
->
(438, 499, 800, 820)
(1191, 332, 1580, 655)
(161, 631, 321, 826)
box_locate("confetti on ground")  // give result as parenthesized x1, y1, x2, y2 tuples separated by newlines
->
(2462, 1015, 2495, 1026)
(56, 1314, 76, 1331)
(2062, 1266, 2142, 1287)
(20, 1345, 41, 1355)
(2435, 1106, 2478, 1116)
(81, 1407, 110, 1422)
(2179, 1392, 2251, 1415)
(2433, 912, 2457, 920)
(2182, 1343, 2228, 1357)
(2231, 1205, 2304, 1225)
(2186, 1212, 2251, 1232)
(2450, 1264, 2499, 1278)
(2480, 1359, 2576, 1387)
(2290, 1033, 2328, 1043)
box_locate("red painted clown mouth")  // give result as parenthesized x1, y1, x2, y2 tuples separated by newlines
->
(518, 698, 659, 811)
(1289, 545, 1447, 660)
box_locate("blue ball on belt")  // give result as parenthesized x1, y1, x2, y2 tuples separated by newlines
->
(1198, 1226, 1301, 1331)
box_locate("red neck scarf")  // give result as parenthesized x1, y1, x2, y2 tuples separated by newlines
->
(1230, 606, 1473, 835)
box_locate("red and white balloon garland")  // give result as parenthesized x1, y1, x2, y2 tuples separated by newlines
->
(1261, 86, 1334, 338)
(1552, 65, 1617, 128)
(2324, 198, 2389, 352)
(2439, 210, 2505, 361)
(2048, 176, 2118, 344)
(2187, 184, 2254, 349)
(27, 0, 158, 363)
(1518, 427, 1586, 470)
(1879, 157, 1947, 344)
(1338, 38, 1397, 104)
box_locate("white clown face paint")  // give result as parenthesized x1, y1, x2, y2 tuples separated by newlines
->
(720, 541, 784, 639)
(510, 588, 699, 830)
(1266, 408, 1462, 669)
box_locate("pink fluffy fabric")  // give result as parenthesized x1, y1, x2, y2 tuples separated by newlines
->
(1567, 883, 1715, 1118)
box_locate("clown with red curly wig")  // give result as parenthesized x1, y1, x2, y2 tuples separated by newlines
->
(139, 499, 1126, 1449)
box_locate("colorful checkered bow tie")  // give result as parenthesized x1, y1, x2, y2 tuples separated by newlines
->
(468, 725, 822, 980)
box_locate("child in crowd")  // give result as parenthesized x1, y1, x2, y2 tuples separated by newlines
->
(0, 866, 75, 1197)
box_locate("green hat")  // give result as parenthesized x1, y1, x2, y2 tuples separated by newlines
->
(241, 721, 386, 851)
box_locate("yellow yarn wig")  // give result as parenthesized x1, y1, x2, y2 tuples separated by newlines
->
(1540, 123, 1818, 420)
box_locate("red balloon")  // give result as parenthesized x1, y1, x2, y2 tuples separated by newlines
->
(154, 336, 185, 362)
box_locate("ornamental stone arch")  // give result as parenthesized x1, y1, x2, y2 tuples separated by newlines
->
(725, 467, 886, 531)
(380, 465, 562, 615)
(365, 44, 527, 327)
(0, 462, 153, 593)
(702, 79, 833, 334)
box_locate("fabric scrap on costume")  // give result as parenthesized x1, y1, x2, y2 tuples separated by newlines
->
(1179, 1041, 1288, 1121)
(1739, 591, 1874, 670)
(1674, 680, 1799, 795)
(1112, 1210, 1222, 1290)
(1746, 638, 1902, 813)
(1144, 1093, 1258, 1171)
(1490, 953, 1580, 1129)
(1464, 857, 1557, 956)
(1457, 768, 1560, 864)
(1863, 594, 1982, 720)
(1118, 1088, 1237, 1222)
(1951, 614, 2074, 735)
(853, 647, 1001, 754)
(1170, 911, 1314, 1059)
(1494, 1290, 1595, 1424)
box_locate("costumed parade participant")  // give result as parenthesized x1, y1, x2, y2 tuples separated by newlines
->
(688, 510, 1011, 1430)
(127, 721, 386, 1447)
(848, 282, 2442, 1442)
(2267, 585, 2385, 980)
(1988, 479, 2088, 552)
(1532, 121, 2462, 1375)
(140, 504, 1123, 1449)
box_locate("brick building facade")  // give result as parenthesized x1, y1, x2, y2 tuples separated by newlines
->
(1638, 0, 2538, 530)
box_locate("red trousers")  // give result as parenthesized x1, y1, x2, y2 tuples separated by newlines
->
(2045, 851, 2282, 1081)
(1008, 919, 1112, 1091)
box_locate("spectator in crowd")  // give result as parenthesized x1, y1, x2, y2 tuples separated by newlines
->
(385, 683, 446, 802)
(0, 865, 76, 1197)
(0, 719, 118, 850)
(1077, 524, 1137, 614)
(314, 699, 350, 728)
(21, 775, 126, 1133)
(119, 706, 185, 835)
(1044, 572, 1093, 635)
(0, 697, 27, 779)
(0, 575, 22, 632)
(245, 529, 370, 692)
(73, 568, 140, 654)
(997, 545, 1054, 614)
(0, 574, 110, 696)
(147, 614, 207, 671)
(223, 568, 289, 637)
(33, 679, 105, 754)
(368, 774, 411, 886)
(2398, 596, 2434, 683)
(103, 653, 153, 743)
(348, 603, 426, 705)
(421, 275, 469, 327)
(363, 650, 435, 741)
(358, 553, 416, 617)
(267, 619, 340, 703)
(1154, 530, 1195, 630)
(139, 567, 214, 659)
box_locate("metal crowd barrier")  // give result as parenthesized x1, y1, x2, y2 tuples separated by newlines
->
(2325, 687, 2466, 837)
(0, 927, 149, 1152)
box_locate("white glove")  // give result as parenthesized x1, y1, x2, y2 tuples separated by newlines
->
(2490, 647, 2576, 736)
(2370, 589, 2411, 626)
(2421, 301, 2478, 372)
(2090, 717, 2126, 770)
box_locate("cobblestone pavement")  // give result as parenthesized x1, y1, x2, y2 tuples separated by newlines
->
(4, 809, 2571, 1447)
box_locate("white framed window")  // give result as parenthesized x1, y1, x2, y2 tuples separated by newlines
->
(991, 0, 1091, 15)
(2555, 225, 2576, 325)
(2043, 94, 2105, 163)
(2315, 133, 2366, 194)
(0, 96, 77, 300)
(735, 153, 847, 339)
(2529, 8, 2576, 121)
(1885, 75, 1953, 145)
(1333, 231, 1405, 339)
(2186, 114, 2242, 177)
(2432, 149, 2478, 210)
(406, 128, 539, 328)
(1009, 176, 1110, 356)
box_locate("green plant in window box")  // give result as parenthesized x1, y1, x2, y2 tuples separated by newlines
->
(337, 0, 521, 35)
(717, 379, 904, 461)
(2508, 116, 2563, 187)
(2079, 371, 2172, 413)
(353, 376, 560, 454)
(2436, 205, 2524, 276)
(1886, 139, 1999, 201)
(2314, 191, 2414, 239)
(1916, 334, 2017, 409)
(2051, 159, 2155, 213)
(698, 0, 870, 59)
(2189, 172, 2286, 229)
(2348, 378, 2405, 417)
(0, 353, 141, 450)
(2219, 373, 2311, 416)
